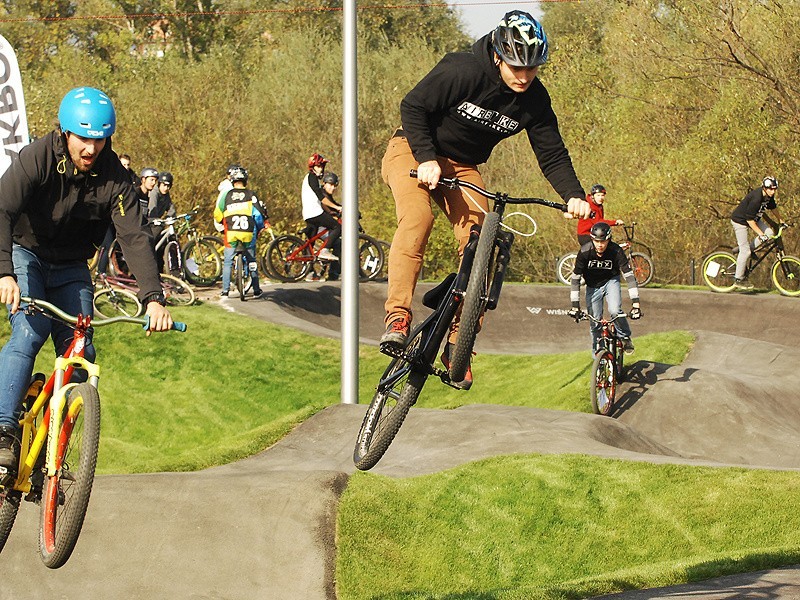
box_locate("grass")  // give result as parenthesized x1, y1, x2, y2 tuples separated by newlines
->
(337, 455, 800, 600)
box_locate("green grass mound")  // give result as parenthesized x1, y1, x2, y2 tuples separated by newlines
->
(337, 454, 800, 599)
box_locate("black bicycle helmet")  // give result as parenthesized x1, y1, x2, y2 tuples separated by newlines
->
(492, 11, 549, 68)
(590, 222, 612, 241)
(140, 166, 158, 179)
(158, 171, 174, 185)
(762, 176, 778, 190)
(322, 172, 339, 186)
(229, 166, 248, 183)
(590, 183, 606, 195)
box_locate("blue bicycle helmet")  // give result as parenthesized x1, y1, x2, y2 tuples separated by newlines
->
(492, 11, 549, 68)
(58, 87, 116, 139)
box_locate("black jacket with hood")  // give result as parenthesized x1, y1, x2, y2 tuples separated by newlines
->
(0, 130, 162, 301)
(400, 34, 584, 201)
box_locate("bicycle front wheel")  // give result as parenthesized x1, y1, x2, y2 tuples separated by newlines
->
(265, 235, 312, 282)
(39, 383, 100, 569)
(450, 212, 500, 382)
(0, 490, 21, 552)
(183, 237, 222, 286)
(160, 274, 196, 306)
(701, 251, 737, 292)
(630, 252, 654, 286)
(354, 327, 426, 471)
(590, 350, 617, 416)
(358, 234, 385, 282)
(772, 255, 800, 296)
(556, 252, 577, 285)
(93, 288, 142, 318)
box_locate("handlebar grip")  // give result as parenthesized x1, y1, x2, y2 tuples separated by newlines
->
(143, 316, 188, 332)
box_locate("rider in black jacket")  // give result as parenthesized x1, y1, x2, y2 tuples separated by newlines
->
(0, 87, 174, 469)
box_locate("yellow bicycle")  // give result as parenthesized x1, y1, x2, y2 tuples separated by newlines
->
(0, 297, 186, 568)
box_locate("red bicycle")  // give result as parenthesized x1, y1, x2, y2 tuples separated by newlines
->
(262, 220, 385, 282)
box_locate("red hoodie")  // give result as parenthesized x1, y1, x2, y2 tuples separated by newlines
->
(576, 194, 617, 237)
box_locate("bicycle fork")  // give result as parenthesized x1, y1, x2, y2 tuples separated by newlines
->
(486, 230, 514, 311)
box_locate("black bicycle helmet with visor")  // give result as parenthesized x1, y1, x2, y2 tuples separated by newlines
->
(492, 11, 549, 68)
(229, 166, 248, 183)
(322, 172, 339, 186)
(158, 171, 174, 186)
(590, 222, 612, 241)
(762, 176, 778, 190)
(590, 184, 606, 195)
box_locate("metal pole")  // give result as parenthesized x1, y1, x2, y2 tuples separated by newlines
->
(341, 0, 359, 404)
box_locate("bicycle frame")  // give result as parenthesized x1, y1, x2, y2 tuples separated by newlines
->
(743, 228, 786, 276)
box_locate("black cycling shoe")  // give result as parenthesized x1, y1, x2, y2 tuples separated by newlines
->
(0, 426, 20, 472)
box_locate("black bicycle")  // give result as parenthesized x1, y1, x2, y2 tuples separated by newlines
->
(702, 223, 800, 296)
(353, 172, 572, 470)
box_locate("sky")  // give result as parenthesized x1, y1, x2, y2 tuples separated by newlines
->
(449, 1, 545, 40)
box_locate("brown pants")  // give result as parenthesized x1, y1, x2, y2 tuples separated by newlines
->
(381, 135, 489, 332)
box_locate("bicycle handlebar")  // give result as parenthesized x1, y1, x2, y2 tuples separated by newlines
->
(150, 210, 198, 227)
(21, 297, 187, 332)
(573, 311, 627, 324)
(409, 169, 570, 213)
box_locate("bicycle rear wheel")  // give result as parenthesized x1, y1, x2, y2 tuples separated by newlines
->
(556, 252, 577, 285)
(183, 237, 222, 286)
(93, 288, 142, 318)
(234, 253, 247, 301)
(771, 256, 800, 297)
(264, 235, 312, 282)
(358, 234, 385, 282)
(701, 251, 737, 292)
(590, 350, 617, 416)
(107, 239, 131, 278)
(0, 490, 21, 553)
(450, 212, 500, 382)
(354, 327, 426, 471)
(39, 383, 100, 569)
(629, 252, 654, 286)
(160, 274, 196, 306)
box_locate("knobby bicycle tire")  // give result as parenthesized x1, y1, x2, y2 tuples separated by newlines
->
(234, 253, 247, 301)
(354, 328, 426, 470)
(358, 234, 385, 282)
(450, 212, 500, 382)
(590, 350, 617, 416)
(0, 490, 21, 553)
(701, 251, 737, 293)
(39, 383, 101, 569)
(265, 235, 312, 282)
(771, 256, 800, 297)
(92, 288, 142, 319)
(183, 237, 222, 286)
(556, 252, 577, 286)
(629, 252, 654, 287)
(160, 274, 196, 306)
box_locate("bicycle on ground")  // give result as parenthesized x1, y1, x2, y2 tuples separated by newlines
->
(229, 241, 258, 301)
(557, 221, 654, 286)
(570, 311, 627, 416)
(93, 272, 195, 318)
(263, 218, 385, 283)
(353, 172, 571, 471)
(0, 297, 186, 568)
(109, 209, 222, 286)
(702, 223, 800, 296)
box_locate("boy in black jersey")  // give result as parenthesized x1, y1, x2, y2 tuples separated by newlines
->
(567, 222, 642, 353)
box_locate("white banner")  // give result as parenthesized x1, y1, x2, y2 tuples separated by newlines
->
(0, 34, 29, 176)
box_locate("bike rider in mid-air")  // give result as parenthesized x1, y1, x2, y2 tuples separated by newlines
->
(379, 10, 591, 389)
(567, 222, 642, 354)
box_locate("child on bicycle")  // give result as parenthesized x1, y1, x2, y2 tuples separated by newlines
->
(731, 176, 788, 290)
(301, 154, 340, 262)
(214, 166, 268, 299)
(576, 183, 624, 246)
(567, 222, 642, 354)
(380, 11, 591, 389)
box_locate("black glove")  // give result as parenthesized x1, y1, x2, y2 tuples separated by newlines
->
(630, 306, 642, 320)
(567, 308, 583, 322)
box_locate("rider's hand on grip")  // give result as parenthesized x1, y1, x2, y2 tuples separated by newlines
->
(567, 307, 583, 322)
(630, 306, 642, 320)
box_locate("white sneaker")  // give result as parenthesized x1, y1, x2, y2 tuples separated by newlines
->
(318, 248, 339, 261)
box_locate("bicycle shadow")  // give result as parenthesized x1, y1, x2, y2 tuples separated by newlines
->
(261, 284, 342, 318)
(611, 361, 698, 418)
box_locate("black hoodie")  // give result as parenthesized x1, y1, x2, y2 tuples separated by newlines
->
(400, 34, 584, 201)
(0, 130, 162, 300)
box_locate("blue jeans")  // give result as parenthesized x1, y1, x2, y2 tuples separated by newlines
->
(222, 246, 259, 293)
(586, 276, 632, 352)
(0, 245, 95, 428)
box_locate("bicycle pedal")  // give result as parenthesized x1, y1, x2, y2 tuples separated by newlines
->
(379, 342, 405, 359)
